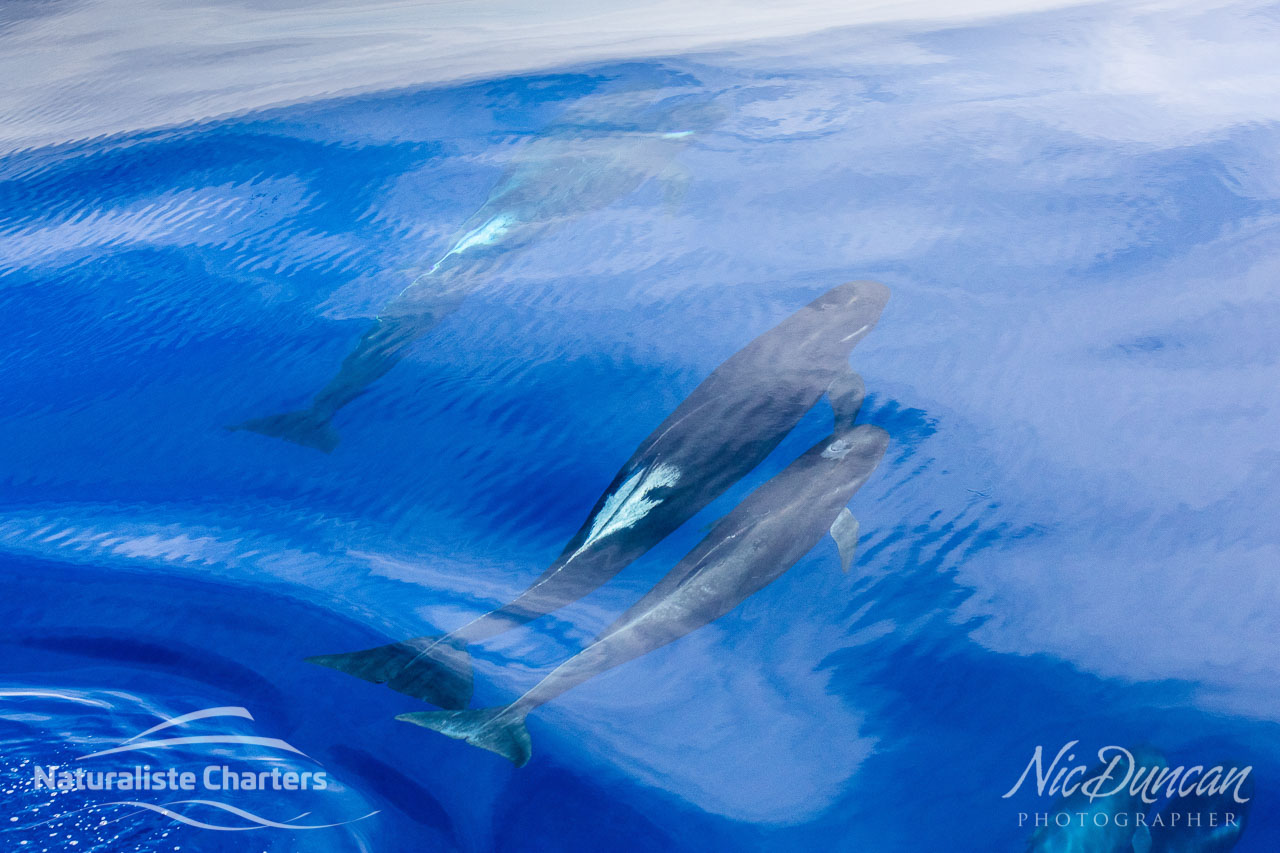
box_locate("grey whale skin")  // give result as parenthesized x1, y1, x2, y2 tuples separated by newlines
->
(231, 94, 721, 452)
(308, 280, 890, 709)
(397, 413, 889, 765)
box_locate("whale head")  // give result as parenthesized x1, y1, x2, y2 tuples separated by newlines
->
(789, 280, 891, 360)
(645, 93, 729, 135)
(553, 89, 728, 138)
(782, 424, 890, 523)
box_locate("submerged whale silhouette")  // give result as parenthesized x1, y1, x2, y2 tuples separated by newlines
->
(396, 392, 888, 765)
(233, 93, 722, 452)
(1025, 748, 1167, 853)
(1138, 766, 1252, 853)
(1024, 749, 1251, 853)
(308, 280, 890, 709)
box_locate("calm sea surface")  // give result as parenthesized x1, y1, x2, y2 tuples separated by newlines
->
(2, 2, 1278, 850)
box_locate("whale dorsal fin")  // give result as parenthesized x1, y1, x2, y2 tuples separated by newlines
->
(827, 368, 866, 435)
(831, 508, 860, 573)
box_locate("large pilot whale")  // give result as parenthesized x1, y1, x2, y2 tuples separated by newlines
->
(309, 280, 891, 709)
(396, 398, 888, 766)
(233, 93, 723, 452)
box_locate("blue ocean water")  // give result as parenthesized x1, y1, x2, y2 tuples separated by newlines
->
(2, 3, 1279, 851)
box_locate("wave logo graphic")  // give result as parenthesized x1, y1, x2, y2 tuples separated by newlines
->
(101, 799, 375, 831)
(78, 705, 309, 761)
(19, 697, 378, 833)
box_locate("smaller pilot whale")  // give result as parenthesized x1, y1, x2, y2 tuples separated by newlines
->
(1137, 764, 1252, 853)
(396, 395, 888, 766)
(308, 281, 890, 711)
(232, 93, 723, 452)
(1026, 748, 1167, 853)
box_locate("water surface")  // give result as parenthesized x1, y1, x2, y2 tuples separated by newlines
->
(2, 1, 1279, 849)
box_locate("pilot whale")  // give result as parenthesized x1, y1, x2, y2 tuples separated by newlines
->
(1025, 748, 1168, 853)
(308, 280, 891, 709)
(1023, 749, 1252, 853)
(396, 404, 888, 766)
(1138, 766, 1252, 853)
(233, 94, 722, 452)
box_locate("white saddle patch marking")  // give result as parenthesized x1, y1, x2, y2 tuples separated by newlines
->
(429, 212, 516, 273)
(570, 462, 682, 560)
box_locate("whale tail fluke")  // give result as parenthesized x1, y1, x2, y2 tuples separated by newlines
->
(230, 409, 341, 453)
(306, 642, 415, 685)
(306, 635, 474, 710)
(397, 707, 531, 767)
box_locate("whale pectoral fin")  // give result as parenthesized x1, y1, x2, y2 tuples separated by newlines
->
(1131, 824, 1152, 853)
(831, 508, 860, 574)
(826, 368, 866, 434)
